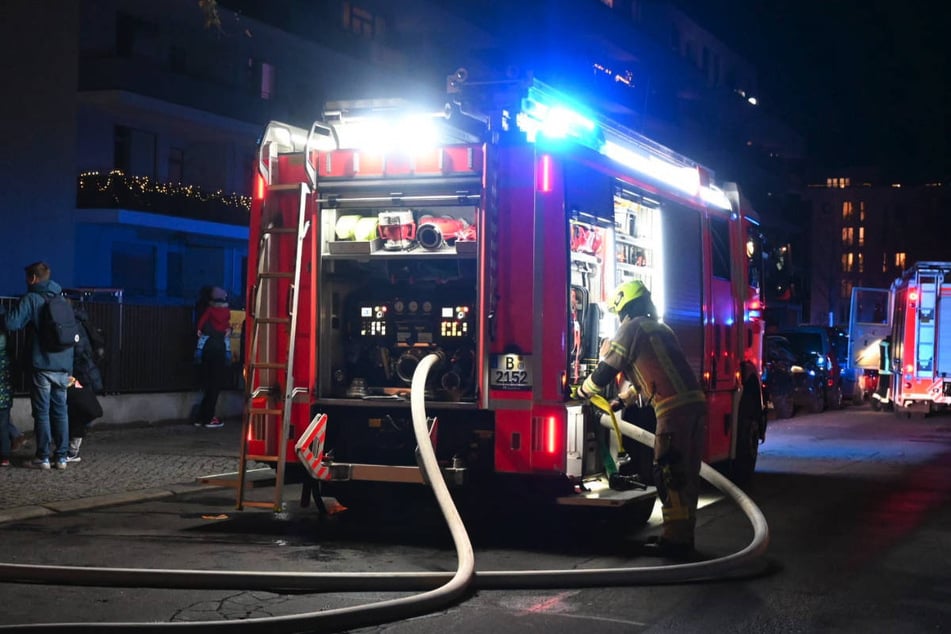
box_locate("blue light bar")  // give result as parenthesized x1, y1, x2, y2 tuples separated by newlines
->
(515, 81, 733, 211)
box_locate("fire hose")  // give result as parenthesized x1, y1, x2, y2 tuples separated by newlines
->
(0, 353, 769, 632)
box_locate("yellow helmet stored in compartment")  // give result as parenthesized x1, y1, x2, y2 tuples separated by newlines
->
(609, 279, 649, 314)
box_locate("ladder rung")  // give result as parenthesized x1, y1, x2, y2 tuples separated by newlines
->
(262, 227, 299, 235)
(247, 454, 282, 462)
(248, 407, 283, 415)
(255, 317, 291, 325)
(267, 183, 301, 191)
(241, 500, 283, 510)
(250, 362, 286, 370)
(259, 272, 295, 279)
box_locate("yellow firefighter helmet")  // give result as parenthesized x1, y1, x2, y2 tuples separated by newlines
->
(609, 279, 649, 314)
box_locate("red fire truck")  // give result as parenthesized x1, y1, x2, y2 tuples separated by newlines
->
(888, 261, 951, 417)
(235, 72, 767, 515)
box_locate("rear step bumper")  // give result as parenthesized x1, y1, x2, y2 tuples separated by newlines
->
(556, 478, 657, 508)
(323, 461, 467, 486)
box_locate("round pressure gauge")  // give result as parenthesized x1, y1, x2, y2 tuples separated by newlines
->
(394, 300, 405, 313)
(408, 300, 419, 313)
(422, 301, 433, 313)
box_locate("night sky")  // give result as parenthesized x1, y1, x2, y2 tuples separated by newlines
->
(675, 0, 949, 181)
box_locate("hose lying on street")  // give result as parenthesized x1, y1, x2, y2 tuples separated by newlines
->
(0, 353, 769, 633)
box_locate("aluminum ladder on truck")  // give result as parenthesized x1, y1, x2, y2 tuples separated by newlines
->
(235, 180, 312, 512)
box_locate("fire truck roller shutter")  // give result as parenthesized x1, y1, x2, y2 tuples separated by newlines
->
(660, 203, 704, 377)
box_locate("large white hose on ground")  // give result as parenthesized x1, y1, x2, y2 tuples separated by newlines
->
(0, 353, 769, 632)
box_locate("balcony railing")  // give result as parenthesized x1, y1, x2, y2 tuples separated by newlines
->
(77, 171, 250, 226)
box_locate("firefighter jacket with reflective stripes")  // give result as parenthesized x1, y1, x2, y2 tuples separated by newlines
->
(581, 315, 705, 419)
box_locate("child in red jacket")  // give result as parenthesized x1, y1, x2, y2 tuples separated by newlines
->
(194, 287, 232, 363)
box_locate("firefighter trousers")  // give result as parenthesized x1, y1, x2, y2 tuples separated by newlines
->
(653, 405, 707, 546)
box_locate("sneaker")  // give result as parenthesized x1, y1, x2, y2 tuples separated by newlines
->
(0, 459, 10, 467)
(53, 459, 67, 470)
(204, 417, 224, 429)
(28, 459, 51, 470)
(66, 453, 82, 463)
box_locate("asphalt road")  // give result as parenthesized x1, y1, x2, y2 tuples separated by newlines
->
(0, 404, 948, 632)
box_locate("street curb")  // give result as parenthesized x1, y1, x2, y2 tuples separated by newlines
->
(0, 481, 234, 525)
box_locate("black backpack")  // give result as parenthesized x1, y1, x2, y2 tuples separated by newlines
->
(39, 294, 81, 352)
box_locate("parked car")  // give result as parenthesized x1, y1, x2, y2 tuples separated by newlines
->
(776, 326, 856, 410)
(765, 334, 826, 416)
(763, 335, 796, 419)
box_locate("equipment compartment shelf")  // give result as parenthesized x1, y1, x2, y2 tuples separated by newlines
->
(322, 243, 478, 260)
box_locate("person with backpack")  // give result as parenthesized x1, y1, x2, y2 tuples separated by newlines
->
(4, 261, 77, 470)
(65, 302, 105, 462)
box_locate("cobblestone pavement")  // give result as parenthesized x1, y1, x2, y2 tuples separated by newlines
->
(0, 419, 244, 519)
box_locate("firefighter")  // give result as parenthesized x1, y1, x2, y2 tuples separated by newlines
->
(577, 280, 707, 558)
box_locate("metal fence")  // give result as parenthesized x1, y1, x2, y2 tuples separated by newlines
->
(1, 296, 242, 395)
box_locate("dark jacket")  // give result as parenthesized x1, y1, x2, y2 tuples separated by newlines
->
(72, 307, 104, 392)
(4, 279, 74, 372)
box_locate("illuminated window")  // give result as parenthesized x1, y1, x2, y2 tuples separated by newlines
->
(343, 3, 382, 38)
(841, 252, 855, 273)
(841, 227, 854, 246)
(858, 252, 864, 273)
(882, 253, 888, 273)
(842, 201, 853, 221)
(859, 201, 866, 222)
(858, 226, 864, 246)
(894, 252, 906, 268)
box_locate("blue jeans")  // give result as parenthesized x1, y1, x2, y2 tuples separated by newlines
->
(31, 370, 70, 462)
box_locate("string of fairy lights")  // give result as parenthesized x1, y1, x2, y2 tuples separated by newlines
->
(78, 170, 251, 214)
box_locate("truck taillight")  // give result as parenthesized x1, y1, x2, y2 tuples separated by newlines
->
(254, 173, 266, 200)
(532, 414, 559, 454)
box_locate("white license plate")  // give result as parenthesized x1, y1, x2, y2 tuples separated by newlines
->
(489, 354, 532, 391)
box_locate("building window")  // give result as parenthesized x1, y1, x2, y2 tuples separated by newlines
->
(167, 251, 183, 299)
(116, 13, 160, 61)
(343, 2, 381, 39)
(114, 125, 157, 178)
(841, 201, 853, 221)
(895, 252, 907, 269)
(859, 201, 866, 222)
(858, 252, 864, 273)
(168, 147, 184, 183)
(858, 226, 865, 247)
(841, 227, 853, 246)
(260, 62, 275, 100)
(112, 242, 156, 296)
(841, 279, 853, 299)
(841, 252, 854, 273)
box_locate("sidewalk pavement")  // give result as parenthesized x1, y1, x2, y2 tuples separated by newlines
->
(0, 419, 247, 524)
